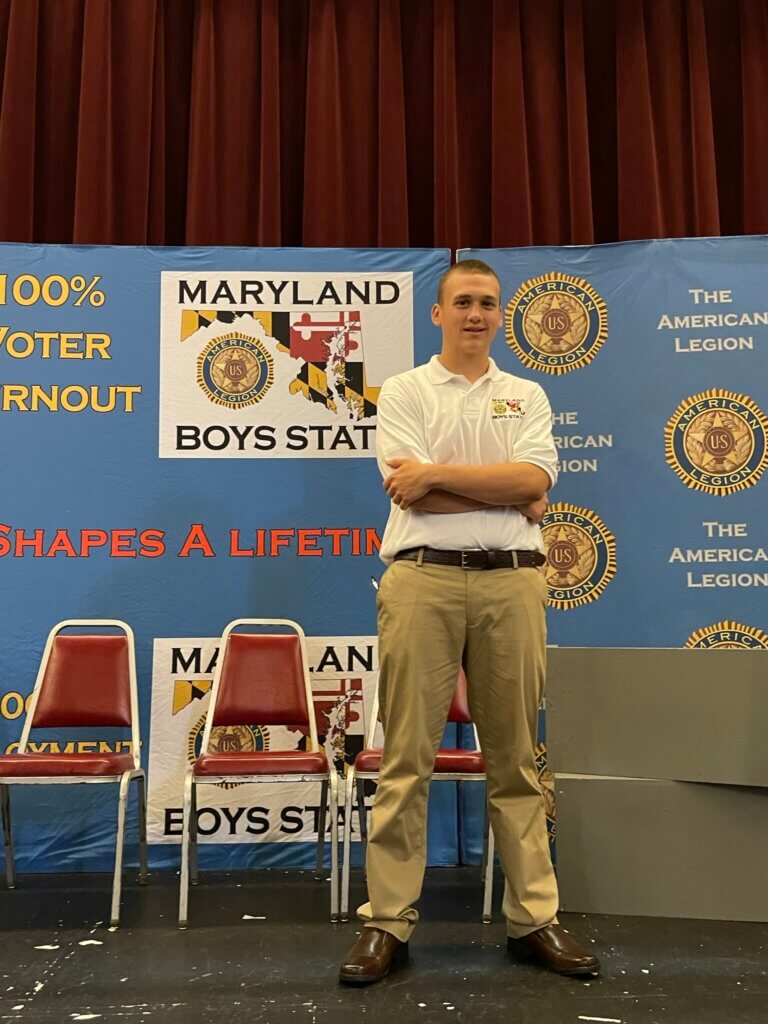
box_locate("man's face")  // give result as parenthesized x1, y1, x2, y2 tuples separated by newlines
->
(431, 271, 503, 360)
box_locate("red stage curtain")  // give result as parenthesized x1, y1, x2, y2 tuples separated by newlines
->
(0, 0, 765, 249)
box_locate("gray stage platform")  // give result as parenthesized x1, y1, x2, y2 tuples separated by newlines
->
(546, 647, 768, 921)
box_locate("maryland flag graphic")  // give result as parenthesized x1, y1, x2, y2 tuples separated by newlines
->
(287, 311, 379, 420)
(172, 679, 212, 715)
(180, 309, 378, 420)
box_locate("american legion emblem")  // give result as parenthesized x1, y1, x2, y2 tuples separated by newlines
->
(505, 272, 608, 374)
(664, 388, 768, 496)
(187, 308, 379, 419)
(197, 332, 274, 408)
(187, 714, 269, 790)
(685, 621, 768, 649)
(541, 503, 617, 610)
(534, 741, 556, 841)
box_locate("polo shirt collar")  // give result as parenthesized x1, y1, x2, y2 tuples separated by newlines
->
(425, 354, 506, 385)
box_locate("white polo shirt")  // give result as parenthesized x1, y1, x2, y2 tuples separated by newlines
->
(376, 355, 558, 564)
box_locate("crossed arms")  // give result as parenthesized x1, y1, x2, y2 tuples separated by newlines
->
(376, 376, 557, 525)
(383, 457, 550, 522)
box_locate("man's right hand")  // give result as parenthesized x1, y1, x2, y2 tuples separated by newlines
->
(383, 458, 435, 510)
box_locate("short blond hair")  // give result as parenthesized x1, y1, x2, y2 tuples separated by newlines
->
(437, 259, 502, 304)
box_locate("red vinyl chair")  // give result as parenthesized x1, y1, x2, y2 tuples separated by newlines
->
(340, 668, 496, 922)
(0, 620, 147, 927)
(178, 619, 340, 927)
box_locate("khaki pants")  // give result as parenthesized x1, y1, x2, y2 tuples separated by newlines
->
(357, 559, 559, 942)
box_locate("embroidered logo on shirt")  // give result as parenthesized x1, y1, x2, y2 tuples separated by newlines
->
(491, 397, 526, 420)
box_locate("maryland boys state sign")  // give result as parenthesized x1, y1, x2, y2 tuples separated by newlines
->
(158, 270, 414, 458)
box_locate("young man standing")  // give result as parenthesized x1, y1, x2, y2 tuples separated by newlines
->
(339, 259, 599, 985)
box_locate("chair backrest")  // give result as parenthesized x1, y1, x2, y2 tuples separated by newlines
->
(366, 667, 475, 746)
(20, 620, 140, 767)
(202, 619, 316, 753)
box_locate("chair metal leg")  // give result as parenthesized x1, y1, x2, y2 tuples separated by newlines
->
(189, 780, 199, 886)
(480, 799, 490, 879)
(1, 785, 15, 889)
(136, 774, 149, 885)
(178, 772, 194, 928)
(482, 819, 495, 924)
(340, 768, 355, 922)
(356, 778, 368, 843)
(356, 778, 369, 882)
(110, 771, 131, 928)
(328, 771, 339, 922)
(315, 780, 329, 880)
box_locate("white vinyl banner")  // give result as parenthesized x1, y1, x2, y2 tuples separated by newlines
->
(158, 271, 414, 458)
(147, 635, 378, 844)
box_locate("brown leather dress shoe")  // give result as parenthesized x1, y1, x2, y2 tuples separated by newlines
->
(508, 923, 600, 976)
(339, 927, 408, 985)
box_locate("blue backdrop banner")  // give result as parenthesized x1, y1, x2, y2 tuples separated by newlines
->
(462, 238, 768, 650)
(457, 237, 768, 862)
(4, 237, 767, 874)
(1, 245, 452, 871)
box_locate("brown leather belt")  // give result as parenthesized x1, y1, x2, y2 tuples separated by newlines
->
(393, 547, 546, 570)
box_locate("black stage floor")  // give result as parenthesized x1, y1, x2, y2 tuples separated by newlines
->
(0, 869, 765, 1024)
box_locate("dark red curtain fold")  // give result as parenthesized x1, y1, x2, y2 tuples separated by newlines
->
(0, 0, 766, 250)
(186, 0, 265, 245)
(301, 0, 344, 246)
(491, 0, 534, 246)
(739, 0, 768, 233)
(685, 0, 719, 236)
(433, 0, 460, 248)
(73, 0, 162, 243)
(257, 0, 281, 245)
(617, 0, 721, 240)
(377, 0, 409, 245)
(562, 0, 594, 243)
(0, 0, 40, 240)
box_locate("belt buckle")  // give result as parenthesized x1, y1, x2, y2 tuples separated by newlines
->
(460, 551, 469, 570)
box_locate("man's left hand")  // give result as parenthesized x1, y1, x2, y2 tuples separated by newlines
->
(384, 458, 434, 509)
(515, 494, 549, 524)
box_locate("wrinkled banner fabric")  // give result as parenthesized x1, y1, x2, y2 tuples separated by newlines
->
(0, 246, 456, 870)
(460, 237, 768, 858)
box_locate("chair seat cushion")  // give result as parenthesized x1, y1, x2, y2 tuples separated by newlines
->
(0, 753, 136, 777)
(355, 748, 485, 774)
(434, 749, 485, 772)
(194, 751, 329, 776)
